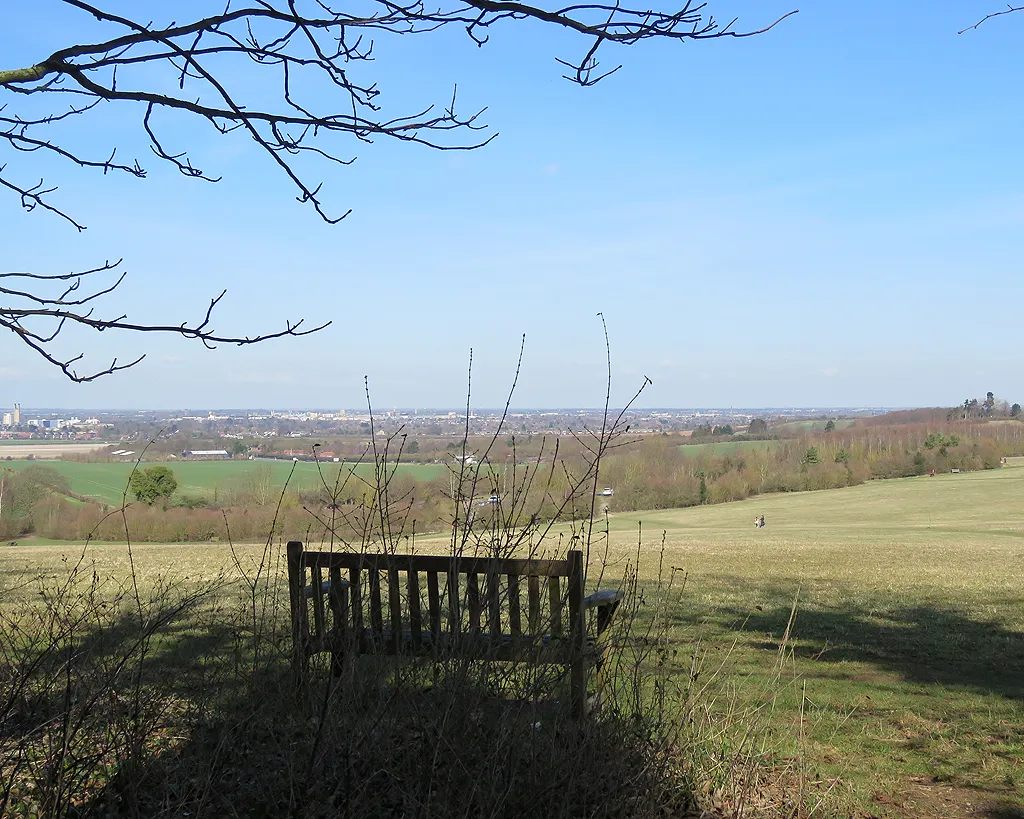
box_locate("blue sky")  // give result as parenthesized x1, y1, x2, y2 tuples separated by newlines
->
(2, 1, 1022, 410)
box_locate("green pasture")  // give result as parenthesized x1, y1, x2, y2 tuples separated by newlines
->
(595, 463, 1024, 816)
(679, 438, 782, 457)
(2, 461, 1022, 816)
(1, 458, 446, 505)
(772, 418, 856, 433)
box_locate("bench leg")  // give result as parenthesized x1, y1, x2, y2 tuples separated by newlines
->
(570, 656, 586, 719)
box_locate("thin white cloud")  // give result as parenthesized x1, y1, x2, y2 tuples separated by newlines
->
(821, 367, 840, 377)
(0, 366, 23, 378)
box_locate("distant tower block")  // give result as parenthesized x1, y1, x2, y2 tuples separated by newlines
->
(13, 404, 21, 425)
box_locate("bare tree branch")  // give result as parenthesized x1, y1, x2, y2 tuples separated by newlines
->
(2, 1, 795, 224)
(1, 263, 331, 382)
(1, 0, 793, 379)
(959, 4, 1023, 34)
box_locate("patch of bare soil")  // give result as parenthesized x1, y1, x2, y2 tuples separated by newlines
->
(870, 776, 1023, 819)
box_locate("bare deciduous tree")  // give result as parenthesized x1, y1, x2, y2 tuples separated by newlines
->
(2, 0, 795, 380)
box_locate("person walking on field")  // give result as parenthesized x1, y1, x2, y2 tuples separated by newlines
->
(759, 515, 766, 528)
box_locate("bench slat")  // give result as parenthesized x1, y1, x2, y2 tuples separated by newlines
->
(408, 570, 422, 649)
(447, 571, 461, 637)
(388, 564, 402, 653)
(528, 575, 541, 635)
(325, 629, 583, 663)
(549, 575, 562, 636)
(349, 567, 363, 633)
(487, 569, 501, 642)
(427, 570, 441, 640)
(312, 565, 326, 640)
(329, 567, 347, 633)
(508, 574, 522, 637)
(289, 543, 615, 719)
(467, 572, 481, 635)
(369, 568, 384, 636)
(298, 552, 571, 577)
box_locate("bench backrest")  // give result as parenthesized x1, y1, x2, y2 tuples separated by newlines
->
(287, 542, 585, 658)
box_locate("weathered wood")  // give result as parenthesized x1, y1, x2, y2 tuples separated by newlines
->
(466, 572, 481, 635)
(369, 568, 384, 637)
(508, 574, 522, 637)
(349, 567, 363, 633)
(567, 550, 585, 719)
(585, 589, 624, 635)
(528, 575, 541, 636)
(288, 543, 621, 719)
(408, 570, 422, 649)
(286, 541, 308, 695)
(328, 568, 346, 630)
(328, 566, 347, 676)
(294, 551, 571, 577)
(487, 569, 502, 642)
(388, 564, 402, 653)
(427, 570, 441, 640)
(447, 571, 461, 637)
(311, 565, 327, 644)
(548, 575, 562, 637)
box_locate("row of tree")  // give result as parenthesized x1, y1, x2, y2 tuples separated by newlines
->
(3, 415, 1023, 543)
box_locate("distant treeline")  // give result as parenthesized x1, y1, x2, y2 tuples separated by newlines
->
(2, 417, 1023, 543)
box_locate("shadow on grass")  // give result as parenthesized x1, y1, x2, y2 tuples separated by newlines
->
(5, 601, 697, 819)
(984, 803, 1024, 819)
(729, 594, 1023, 699)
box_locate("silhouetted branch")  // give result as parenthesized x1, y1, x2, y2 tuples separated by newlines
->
(1, 0, 792, 379)
(1, 263, 331, 382)
(1, 0, 795, 226)
(959, 4, 1023, 33)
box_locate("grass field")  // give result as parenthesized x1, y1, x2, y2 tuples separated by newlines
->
(771, 418, 857, 434)
(1, 458, 447, 505)
(679, 439, 782, 456)
(2, 462, 1021, 816)
(596, 463, 1024, 817)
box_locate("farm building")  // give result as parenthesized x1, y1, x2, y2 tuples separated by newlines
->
(181, 449, 231, 459)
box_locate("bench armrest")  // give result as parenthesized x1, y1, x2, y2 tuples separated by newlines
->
(583, 589, 624, 610)
(304, 577, 351, 599)
(583, 589, 624, 636)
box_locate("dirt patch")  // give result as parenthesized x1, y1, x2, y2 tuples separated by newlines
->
(871, 776, 1023, 818)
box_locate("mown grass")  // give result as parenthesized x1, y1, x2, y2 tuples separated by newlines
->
(593, 461, 1024, 816)
(771, 418, 857, 433)
(1, 458, 446, 505)
(679, 439, 782, 457)
(2, 462, 1021, 816)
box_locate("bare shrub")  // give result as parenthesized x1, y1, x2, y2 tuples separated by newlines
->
(1, 333, 809, 817)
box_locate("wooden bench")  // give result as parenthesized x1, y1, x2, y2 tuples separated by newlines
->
(286, 542, 624, 717)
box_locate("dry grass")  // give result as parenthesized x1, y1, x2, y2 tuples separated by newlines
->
(2, 461, 1021, 817)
